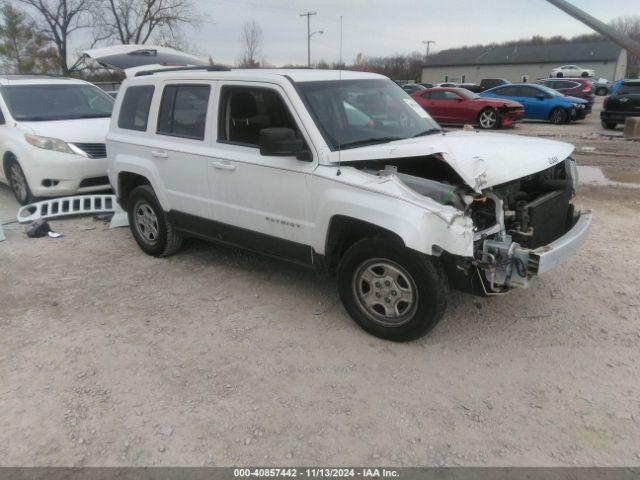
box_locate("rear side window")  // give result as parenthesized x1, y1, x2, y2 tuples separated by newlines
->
(118, 85, 154, 131)
(157, 84, 210, 140)
(493, 86, 517, 96)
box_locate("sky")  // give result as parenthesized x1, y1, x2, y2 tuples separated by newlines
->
(180, 0, 640, 66)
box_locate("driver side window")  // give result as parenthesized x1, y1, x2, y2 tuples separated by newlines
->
(218, 86, 299, 148)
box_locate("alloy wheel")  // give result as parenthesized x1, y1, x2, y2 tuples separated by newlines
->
(479, 110, 497, 129)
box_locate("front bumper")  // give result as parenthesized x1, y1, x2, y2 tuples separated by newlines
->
(481, 210, 592, 291)
(22, 149, 110, 197)
(601, 111, 640, 123)
(530, 210, 592, 275)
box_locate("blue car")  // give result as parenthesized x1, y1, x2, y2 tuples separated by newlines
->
(480, 83, 590, 124)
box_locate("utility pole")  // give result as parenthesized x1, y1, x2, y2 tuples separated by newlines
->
(422, 40, 435, 60)
(300, 11, 319, 67)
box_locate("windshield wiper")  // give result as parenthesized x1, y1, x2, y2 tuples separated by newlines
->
(339, 136, 402, 149)
(412, 128, 442, 137)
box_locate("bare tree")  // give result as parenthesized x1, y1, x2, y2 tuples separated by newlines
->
(0, 3, 58, 73)
(96, 0, 199, 46)
(17, 0, 93, 74)
(610, 15, 640, 76)
(238, 20, 262, 68)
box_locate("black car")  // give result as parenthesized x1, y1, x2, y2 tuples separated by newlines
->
(601, 80, 640, 130)
(401, 83, 427, 94)
(479, 78, 510, 92)
(457, 82, 482, 93)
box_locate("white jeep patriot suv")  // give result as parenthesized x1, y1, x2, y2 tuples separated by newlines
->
(107, 67, 591, 341)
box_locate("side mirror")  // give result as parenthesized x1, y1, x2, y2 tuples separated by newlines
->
(259, 128, 310, 161)
(536, 93, 546, 100)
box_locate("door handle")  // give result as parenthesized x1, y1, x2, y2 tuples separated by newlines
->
(211, 161, 236, 171)
(150, 149, 168, 159)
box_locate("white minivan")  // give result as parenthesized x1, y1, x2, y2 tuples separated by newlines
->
(0, 75, 114, 204)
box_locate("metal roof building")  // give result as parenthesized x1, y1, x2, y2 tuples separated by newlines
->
(421, 41, 628, 84)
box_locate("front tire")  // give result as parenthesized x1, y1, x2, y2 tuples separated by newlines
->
(6, 157, 34, 205)
(595, 87, 608, 96)
(549, 107, 568, 125)
(581, 71, 589, 78)
(556, 72, 564, 78)
(337, 238, 448, 342)
(477, 108, 499, 129)
(601, 120, 617, 130)
(127, 185, 182, 257)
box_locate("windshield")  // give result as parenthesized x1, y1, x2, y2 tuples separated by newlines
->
(297, 79, 441, 150)
(1, 84, 114, 121)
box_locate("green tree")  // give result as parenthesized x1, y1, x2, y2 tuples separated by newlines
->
(0, 3, 58, 73)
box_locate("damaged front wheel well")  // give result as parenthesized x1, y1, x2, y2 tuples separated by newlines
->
(325, 215, 404, 275)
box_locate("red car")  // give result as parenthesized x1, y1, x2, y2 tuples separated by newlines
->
(411, 87, 524, 129)
(536, 78, 595, 104)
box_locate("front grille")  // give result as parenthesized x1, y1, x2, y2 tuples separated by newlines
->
(73, 143, 107, 158)
(79, 176, 110, 188)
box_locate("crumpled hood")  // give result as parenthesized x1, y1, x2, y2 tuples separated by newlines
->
(326, 131, 574, 192)
(17, 117, 110, 143)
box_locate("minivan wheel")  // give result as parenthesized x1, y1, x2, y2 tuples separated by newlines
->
(478, 108, 499, 129)
(601, 120, 617, 130)
(549, 108, 568, 125)
(337, 238, 448, 341)
(7, 158, 34, 205)
(127, 185, 182, 257)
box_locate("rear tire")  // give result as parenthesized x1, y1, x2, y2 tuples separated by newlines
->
(6, 157, 34, 205)
(601, 120, 617, 130)
(477, 108, 499, 129)
(549, 107, 568, 125)
(337, 238, 448, 342)
(595, 87, 608, 96)
(556, 72, 564, 78)
(127, 185, 182, 257)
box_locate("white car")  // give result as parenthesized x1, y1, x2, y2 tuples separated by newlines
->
(550, 65, 595, 78)
(0, 75, 114, 204)
(107, 68, 591, 341)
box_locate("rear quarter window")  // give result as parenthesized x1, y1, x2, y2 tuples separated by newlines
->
(157, 84, 211, 140)
(118, 85, 155, 131)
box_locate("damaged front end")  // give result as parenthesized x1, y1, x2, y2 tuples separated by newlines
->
(356, 155, 591, 296)
(462, 157, 591, 294)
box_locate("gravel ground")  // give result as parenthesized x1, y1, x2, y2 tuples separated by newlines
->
(1, 98, 640, 467)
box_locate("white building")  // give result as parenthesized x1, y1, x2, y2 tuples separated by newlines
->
(421, 41, 628, 84)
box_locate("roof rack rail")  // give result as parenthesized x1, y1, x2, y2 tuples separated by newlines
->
(135, 65, 231, 77)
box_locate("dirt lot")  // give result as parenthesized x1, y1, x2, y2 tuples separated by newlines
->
(1, 98, 640, 467)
